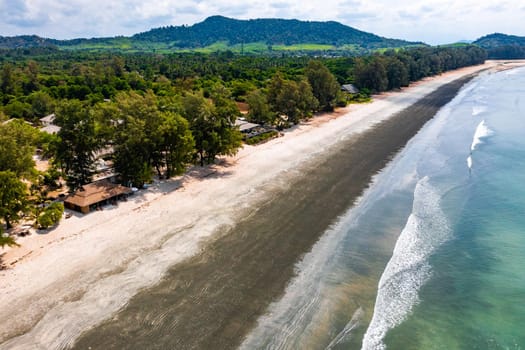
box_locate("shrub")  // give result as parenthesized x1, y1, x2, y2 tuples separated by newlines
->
(37, 202, 64, 229)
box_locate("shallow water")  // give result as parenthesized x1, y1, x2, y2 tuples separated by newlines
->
(244, 68, 525, 350)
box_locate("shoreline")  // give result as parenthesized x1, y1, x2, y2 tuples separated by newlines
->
(0, 61, 523, 348)
(72, 72, 478, 350)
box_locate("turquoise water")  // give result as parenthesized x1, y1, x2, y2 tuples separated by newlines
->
(380, 68, 525, 350)
(242, 67, 525, 349)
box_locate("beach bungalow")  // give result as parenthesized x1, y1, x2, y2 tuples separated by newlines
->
(39, 113, 61, 134)
(64, 181, 132, 214)
(341, 84, 360, 94)
(40, 113, 56, 126)
(235, 119, 261, 134)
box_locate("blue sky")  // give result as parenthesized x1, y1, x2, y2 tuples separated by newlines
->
(0, 0, 523, 44)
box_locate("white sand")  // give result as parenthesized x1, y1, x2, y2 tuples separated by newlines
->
(0, 61, 521, 349)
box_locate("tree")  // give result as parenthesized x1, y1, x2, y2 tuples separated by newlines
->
(269, 75, 318, 125)
(110, 92, 158, 186)
(0, 171, 28, 229)
(0, 63, 15, 95)
(353, 57, 388, 93)
(29, 91, 55, 118)
(183, 93, 242, 166)
(0, 119, 38, 178)
(37, 202, 64, 229)
(113, 116, 151, 186)
(386, 57, 409, 90)
(0, 231, 18, 248)
(305, 60, 340, 111)
(246, 89, 273, 125)
(183, 93, 214, 166)
(158, 112, 195, 178)
(54, 100, 100, 191)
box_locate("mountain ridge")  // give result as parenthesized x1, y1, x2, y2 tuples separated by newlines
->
(131, 15, 421, 49)
(0, 16, 424, 53)
(473, 33, 525, 49)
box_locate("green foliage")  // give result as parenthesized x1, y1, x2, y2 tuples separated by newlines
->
(351, 46, 486, 92)
(305, 60, 340, 111)
(474, 33, 525, 49)
(132, 16, 421, 50)
(354, 57, 388, 93)
(37, 202, 64, 229)
(29, 91, 55, 118)
(0, 171, 28, 229)
(246, 89, 273, 125)
(474, 33, 525, 59)
(245, 130, 279, 145)
(183, 92, 242, 165)
(54, 99, 99, 191)
(0, 231, 18, 248)
(268, 74, 318, 124)
(3, 100, 33, 119)
(0, 118, 38, 178)
(158, 112, 195, 177)
(0, 16, 424, 55)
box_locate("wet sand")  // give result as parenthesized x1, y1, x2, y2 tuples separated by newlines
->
(72, 75, 474, 350)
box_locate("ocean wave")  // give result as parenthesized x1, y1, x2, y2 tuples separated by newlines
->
(472, 105, 487, 116)
(470, 120, 493, 152)
(361, 177, 451, 350)
(467, 120, 493, 170)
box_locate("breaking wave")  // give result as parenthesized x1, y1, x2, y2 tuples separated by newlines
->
(467, 120, 493, 169)
(361, 177, 451, 350)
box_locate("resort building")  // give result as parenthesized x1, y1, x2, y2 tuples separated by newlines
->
(64, 181, 132, 214)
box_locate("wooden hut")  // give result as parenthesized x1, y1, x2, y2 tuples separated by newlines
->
(64, 181, 132, 214)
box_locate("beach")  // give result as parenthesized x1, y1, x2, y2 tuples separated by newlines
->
(0, 61, 520, 349)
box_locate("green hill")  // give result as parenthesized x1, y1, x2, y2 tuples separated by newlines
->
(0, 16, 424, 54)
(473, 33, 525, 59)
(132, 15, 421, 49)
(473, 33, 525, 49)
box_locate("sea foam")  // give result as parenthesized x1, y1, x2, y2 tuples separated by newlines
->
(361, 177, 451, 350)
(467, 120, 493, 169)
(472, 105, 487, 116)
(470, 120, 492, 152)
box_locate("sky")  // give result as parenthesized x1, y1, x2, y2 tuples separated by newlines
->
(0, 0, 524, 45)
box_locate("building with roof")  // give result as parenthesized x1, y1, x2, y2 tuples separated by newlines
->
(341, 84, 360, 94)
(39, 113, 61, 134)
(40, 113, 56, 126)
(64, 181, 132, 214)
(235, 119, 261, 133)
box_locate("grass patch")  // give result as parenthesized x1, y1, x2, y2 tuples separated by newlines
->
(272, 43, 335, 51)
(245, 130, 279, 145)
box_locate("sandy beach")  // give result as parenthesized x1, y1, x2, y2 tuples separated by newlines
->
(0, 60, 522, 349)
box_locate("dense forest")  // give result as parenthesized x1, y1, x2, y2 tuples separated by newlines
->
(473, 33, 525, 59)
(132, 16, 420, 48)
(0, 44, 487, 237)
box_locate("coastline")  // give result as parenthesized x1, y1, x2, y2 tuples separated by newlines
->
(0, 61, 522, 348)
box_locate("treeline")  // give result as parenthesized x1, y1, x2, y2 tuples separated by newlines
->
(486, 45, 525, 59)
(348, 46, 487, 93)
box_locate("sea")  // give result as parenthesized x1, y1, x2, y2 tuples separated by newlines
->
(240, 67, 525, 350)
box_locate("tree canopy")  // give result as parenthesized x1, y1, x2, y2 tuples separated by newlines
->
(0, 170, 28, 229)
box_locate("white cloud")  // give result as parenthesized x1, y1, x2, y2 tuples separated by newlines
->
(0, 0, 523, 44)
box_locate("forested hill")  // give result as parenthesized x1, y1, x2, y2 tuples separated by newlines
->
(132, 15, 420, 48)
(0, 16, 423, 53)
(473, 33, 525, 59)
(473, 33, 525, 48)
